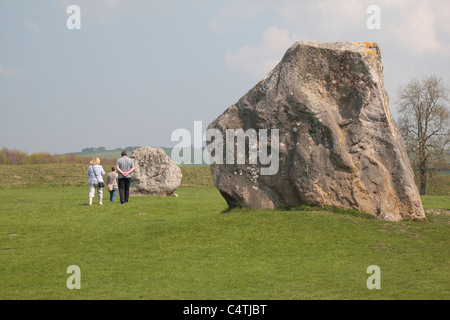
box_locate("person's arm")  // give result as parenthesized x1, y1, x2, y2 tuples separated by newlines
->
(115, 161, 125, 176)
(125, 160, 135, 176)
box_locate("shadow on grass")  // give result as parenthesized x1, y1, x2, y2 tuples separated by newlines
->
(221, 203, 376, 220)
(221, 204, 433, 223)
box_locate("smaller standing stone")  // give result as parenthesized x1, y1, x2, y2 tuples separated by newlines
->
(129, 147, 182, 196)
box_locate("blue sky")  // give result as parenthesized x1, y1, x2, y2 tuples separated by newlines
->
(1, 0, 449, 154)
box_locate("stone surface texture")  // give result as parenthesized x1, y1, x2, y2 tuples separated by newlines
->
(207, 41, 425, 221)
(129, 147, 182, 196)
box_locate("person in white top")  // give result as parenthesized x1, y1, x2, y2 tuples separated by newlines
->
(87, 157, 105, 206)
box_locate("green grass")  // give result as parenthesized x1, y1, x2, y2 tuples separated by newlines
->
(421, 196, 450, 210)
(0, 182, 449, 299)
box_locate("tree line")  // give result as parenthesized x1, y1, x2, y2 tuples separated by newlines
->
(0, 148, 116, 166)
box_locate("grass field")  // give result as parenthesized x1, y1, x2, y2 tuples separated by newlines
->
(0, 164, 449, 299)
(0, 164, 216, 189)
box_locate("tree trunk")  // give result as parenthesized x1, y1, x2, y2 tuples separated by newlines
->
(419, 167, 427, 195)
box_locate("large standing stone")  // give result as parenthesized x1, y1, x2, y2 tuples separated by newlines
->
(207, 41, 425, 221)
(129, 147, 182, 196)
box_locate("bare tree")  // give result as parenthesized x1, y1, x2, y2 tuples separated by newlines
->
(396, 75, 450, 195)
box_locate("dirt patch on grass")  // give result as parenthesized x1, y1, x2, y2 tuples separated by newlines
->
(426, 209, 450, 216)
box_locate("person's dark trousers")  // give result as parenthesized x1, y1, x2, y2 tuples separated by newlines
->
(118, 178, 131, 203)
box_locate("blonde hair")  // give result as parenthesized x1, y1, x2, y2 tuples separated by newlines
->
(90, 157, 101, 165)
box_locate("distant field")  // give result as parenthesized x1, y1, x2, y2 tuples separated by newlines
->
(64, 147, 209, 165)
(65, 149, 122, 160)
(0, 164, 214, 189)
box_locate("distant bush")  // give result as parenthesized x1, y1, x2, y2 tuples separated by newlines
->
(0, 148, 115, 166)
(0, 148, 28, 165)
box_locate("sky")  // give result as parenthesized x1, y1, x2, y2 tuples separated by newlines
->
(0, 0, 449, 154)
